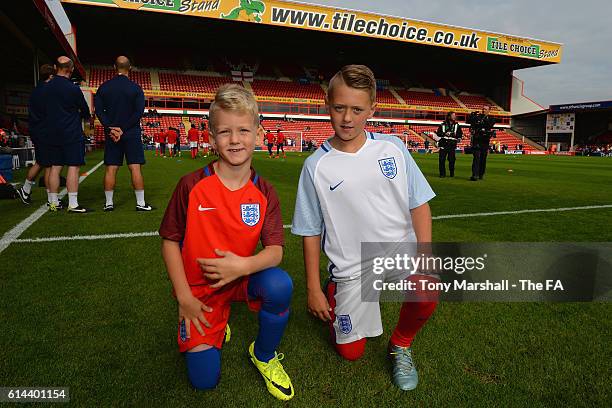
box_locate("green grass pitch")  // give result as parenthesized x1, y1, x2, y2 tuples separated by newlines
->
(0, 150, 610, 407)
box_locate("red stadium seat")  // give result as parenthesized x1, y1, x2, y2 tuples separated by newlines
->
(456, 94, 502, 111)
(397, 90, 460, 109)
(251, 80, 325, 100)
(89, 67, 151, 90)
(158, 73, 235, 93)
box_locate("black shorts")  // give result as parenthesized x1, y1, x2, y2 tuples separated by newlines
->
(34, 143, 51, 167)
(104, 136, 145, 166)
(48, 140, 85, 166)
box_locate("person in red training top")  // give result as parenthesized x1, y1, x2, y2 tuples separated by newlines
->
(201, 125, 211, 157)
(187, 123, 200, 159)
(166, 128, 178, 157)
(159, 84, 295, 400)
(153, 130, 163, 157)
(160, 128, 168, 157)
(275, 129, 286, 159)
(265, 129, 275, 158)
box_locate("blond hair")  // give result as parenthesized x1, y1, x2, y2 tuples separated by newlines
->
(209, 84, 259, 133)
(327, 64, 376, 103)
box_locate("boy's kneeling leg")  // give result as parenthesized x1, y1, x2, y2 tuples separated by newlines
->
(248, 267, 293, 362)
(335, 338, 366, 361)
(185, 346, 221, 390)
(325, 280, 367, 361)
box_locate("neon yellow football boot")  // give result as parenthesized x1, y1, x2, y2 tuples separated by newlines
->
(248, 342, 294, 401)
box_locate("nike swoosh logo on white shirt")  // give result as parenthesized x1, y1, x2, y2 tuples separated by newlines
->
(198, 205, 216, 212)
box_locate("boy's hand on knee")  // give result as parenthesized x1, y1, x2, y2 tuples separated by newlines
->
(307, 288, 332, 322)
(178, 295, 213, 338)
(197, 249, 249, 289)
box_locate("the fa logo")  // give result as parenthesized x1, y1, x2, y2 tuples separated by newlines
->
(337, 314, 352, 334)
(378, 157, 397, 179)
(241, 203, 260, 227)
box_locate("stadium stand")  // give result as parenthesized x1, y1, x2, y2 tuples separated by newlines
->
(261, 120, 424, 147)
(158, 72, 235, 93)
(376, 89, 401, 104)
(251, 80, 325, 99)
(397, 90, 461, 108)
(495, 130, 536, 151)
(456, 94, 501, 111)
(88, 67, 152, 90)
(410, 125, 535, 151)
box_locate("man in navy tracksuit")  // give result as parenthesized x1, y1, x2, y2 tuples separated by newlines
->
(16, 64, 55, 206)
(46, 56, 91, 213)
(94, 56, 152, 212)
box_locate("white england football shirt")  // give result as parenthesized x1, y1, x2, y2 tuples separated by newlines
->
(292, 132, 436, 282)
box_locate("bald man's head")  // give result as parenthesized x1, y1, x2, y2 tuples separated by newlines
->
(115, 56, 131, 74)
(55, 56, 74, 76)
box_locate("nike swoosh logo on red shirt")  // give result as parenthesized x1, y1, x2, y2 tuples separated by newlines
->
(198, 205, 216, 212)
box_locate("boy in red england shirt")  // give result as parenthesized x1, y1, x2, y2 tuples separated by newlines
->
(159, 84, 295, 400)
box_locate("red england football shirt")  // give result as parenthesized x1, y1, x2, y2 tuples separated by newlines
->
(159, 161, 284, 288)
(187, 128, 200, 143)
(166, 130, 178, 144)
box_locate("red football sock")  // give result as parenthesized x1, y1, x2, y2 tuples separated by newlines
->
(390, 301, 437, 347)
(335, 338, 366, 361)
(390, 275, 438, 347)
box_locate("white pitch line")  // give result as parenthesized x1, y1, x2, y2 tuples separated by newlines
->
(0, 160, 104, 254)
(431, 204, 612, 220)
(10, 203, 612, 244)
(14, 231, 159, 243)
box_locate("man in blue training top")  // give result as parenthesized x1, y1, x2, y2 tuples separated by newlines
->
(94, 56, 152, 212)
(16, 64, 55, 207)
(45, 56, 91, 213)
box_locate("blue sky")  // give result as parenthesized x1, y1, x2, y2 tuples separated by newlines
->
(308, 0, 612, 107)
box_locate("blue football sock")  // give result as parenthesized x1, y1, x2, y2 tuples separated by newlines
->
(247, 267, 293, 363)
(254, 308, 290, 363)
(184, 347, 221, 390)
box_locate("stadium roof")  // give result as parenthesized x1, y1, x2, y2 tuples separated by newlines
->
(60, 0, 562, 68)
(0, 0, 85, 82)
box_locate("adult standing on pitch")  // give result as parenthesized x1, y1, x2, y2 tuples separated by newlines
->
(45, 56, 91, 213)
(467, 105, 496, 181)
(435, 111, 463, 178)
(17, 64, 55, 206)
(94, 56, 152, 212)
